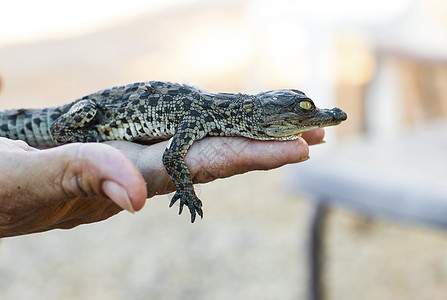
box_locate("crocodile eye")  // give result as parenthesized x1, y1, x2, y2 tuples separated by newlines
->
(299, 100, 312, 110)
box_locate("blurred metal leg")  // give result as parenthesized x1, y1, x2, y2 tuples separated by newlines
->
(307, 201, 328, 300)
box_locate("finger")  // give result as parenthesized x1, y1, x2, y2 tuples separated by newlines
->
(111, 136, 310, 197)
(301, 128, 325, 145)
(186, 137, 309, 183)
(0, 137, 33, 151)
(1, 195, 122, 237)
(13, 143, 147, 212)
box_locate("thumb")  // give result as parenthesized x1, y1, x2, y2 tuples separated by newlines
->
(24, 143, 147, 212)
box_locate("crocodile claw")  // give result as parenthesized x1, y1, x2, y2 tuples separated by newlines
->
(169, 190, 203, 223)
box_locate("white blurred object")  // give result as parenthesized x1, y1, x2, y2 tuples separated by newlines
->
(0, 0, 194, 45)
(368, 0, 447, 136)
(249, 0, 447, 139)
(376, 0, 447, 59)
(248, 0, 412, 144)
(250, 0, 410, 25)
(248, 0, 411, 97)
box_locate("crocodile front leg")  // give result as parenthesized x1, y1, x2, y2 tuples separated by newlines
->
(162, 122, 207, 223)
(51, 99, 102, 143)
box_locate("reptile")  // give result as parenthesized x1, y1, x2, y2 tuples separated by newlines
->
(0, 81, 347, 222)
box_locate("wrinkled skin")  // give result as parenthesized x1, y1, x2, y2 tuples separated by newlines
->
(0, 129, 324, 238)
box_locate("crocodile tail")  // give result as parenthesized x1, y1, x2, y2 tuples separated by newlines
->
(0, 107, 63, 147)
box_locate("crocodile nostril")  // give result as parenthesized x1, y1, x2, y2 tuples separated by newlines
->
(332, 107, 347, 121)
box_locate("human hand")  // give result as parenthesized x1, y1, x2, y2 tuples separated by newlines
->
(0, 138, 146, 238)
(107, 129, 324, 197)
(0, 129, 324, 237)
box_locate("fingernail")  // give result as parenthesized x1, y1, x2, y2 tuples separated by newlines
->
(102, 181, 135, 213)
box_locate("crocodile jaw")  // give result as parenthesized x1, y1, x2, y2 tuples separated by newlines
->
(264, 107, 347, 139)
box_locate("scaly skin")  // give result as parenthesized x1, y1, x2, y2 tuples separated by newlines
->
(0, 81, 347, 222)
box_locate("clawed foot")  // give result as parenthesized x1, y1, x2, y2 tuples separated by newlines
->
(169, 189, 203, 223)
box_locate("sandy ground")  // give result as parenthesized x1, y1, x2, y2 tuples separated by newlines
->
(1, 2, 447, 299)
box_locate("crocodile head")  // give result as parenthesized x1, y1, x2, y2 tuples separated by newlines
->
(256, 89, 347, 139)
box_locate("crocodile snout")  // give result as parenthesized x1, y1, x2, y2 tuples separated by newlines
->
(332, 107, 347, 122)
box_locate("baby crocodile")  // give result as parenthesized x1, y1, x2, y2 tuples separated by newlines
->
(0, 81, 347, 222)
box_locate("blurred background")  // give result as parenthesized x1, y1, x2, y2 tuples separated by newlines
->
(0, 0, 446, 299)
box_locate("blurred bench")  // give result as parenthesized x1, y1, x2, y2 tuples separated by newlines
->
(290, 30, 447, 299)
(288, 122, 447, 300)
